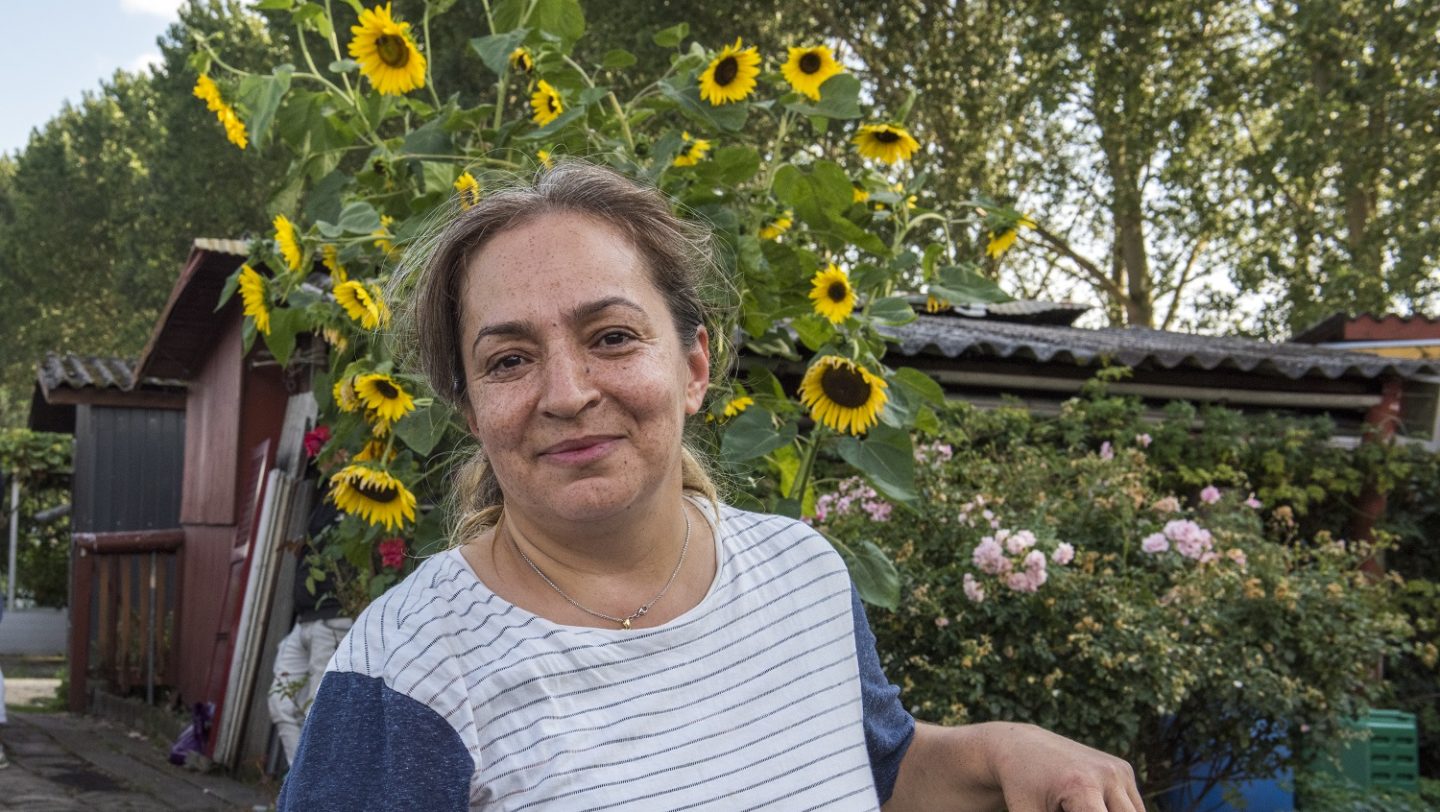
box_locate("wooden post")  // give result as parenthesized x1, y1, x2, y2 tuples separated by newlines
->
(68, 543, 94, 712)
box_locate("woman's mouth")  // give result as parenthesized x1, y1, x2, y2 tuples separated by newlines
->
(539, 436, 620, 464)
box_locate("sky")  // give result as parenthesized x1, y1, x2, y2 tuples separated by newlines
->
(1, 0, 184, 157)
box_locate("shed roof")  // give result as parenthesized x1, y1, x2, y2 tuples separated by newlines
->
(29, 353, 186, 433)
(1292, 312, 1440, 344)
(134, 238, 252, 382)
(884, 315, 1440, 382)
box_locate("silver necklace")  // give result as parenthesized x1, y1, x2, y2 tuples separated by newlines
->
(508, 508, 691, 630)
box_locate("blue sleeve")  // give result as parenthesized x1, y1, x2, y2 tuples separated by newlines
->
(851, 586, 915, 804)
(278, 670, 474, 811)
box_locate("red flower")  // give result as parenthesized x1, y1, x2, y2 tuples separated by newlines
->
(379, 538, 407, 570)
(303, 425, 332, 458)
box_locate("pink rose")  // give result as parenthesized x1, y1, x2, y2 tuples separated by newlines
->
(379, 538, 407, 570)
(1245, 494, 1262, 509)
(963, 573, 986, 604)
(1200, 485, 1222, 505)
(972, 538, 1008, 575)
(1136, 433, 1152, 448)
(1099, 441, 1114, 461)
(303, 425, 332, 458)
(1052, 543, 1075, 565)
(1141, 533, 1169, 554)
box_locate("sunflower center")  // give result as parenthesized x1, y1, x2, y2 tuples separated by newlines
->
(827, 281, 849, 303)
(374, 379, 399, 399)
(799, 52, 822, 74)
(355, 480, 401, 504)
(546, 94, 559, 114)
(819, 365, 873, 408)
(874, 129, 901, 144)
(714, 56, 739, 86)
(375, 34, 411, 68)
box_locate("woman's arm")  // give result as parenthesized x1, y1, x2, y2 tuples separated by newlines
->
(883, 721, 1145, 812)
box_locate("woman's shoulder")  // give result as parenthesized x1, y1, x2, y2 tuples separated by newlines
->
(715, 502, 848, 575)
(330, 547, 486, 682)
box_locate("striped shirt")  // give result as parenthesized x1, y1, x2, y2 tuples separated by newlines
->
(278, 504, 915, 811)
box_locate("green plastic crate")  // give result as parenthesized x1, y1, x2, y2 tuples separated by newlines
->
(1312, 709, 1420, 793)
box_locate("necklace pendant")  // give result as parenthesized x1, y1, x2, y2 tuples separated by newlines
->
(621, 618, 632, 630)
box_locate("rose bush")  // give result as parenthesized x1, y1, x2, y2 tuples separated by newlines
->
(809, 395, 1417, 804)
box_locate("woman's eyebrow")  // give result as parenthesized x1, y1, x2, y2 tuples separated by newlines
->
(471, 320, 533, 353)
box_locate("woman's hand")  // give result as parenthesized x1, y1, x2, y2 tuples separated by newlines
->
(885, 721, 1146, 811)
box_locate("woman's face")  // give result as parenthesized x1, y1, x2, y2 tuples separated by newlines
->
(457, 211, 710, 527)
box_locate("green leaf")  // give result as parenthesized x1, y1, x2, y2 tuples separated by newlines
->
(254, 0, 294, 9)
(402, 117, 451, 156)
(836, 424, 917, 502)
(337, 201, 382, 234)
(894, 367, 945, 406)
(262, 306, 308, 367)
(792, 314, 835, 351)
(427, 0, 459, 15)
(293, 3, 331, 39)
(706, 145, 760, 184)
(601, 49, 637, 70)
(839, 539, 900, 609)
(785, 74, 862, 120)
(931, 264, 1013, 304)
(329, 59, 358, 74)
(659, 75, 748, 132)
(494, 0, 584, 45)
(216, 264, 245, 312)
(469, 29, 529, 76)
(721, 407, 797, 462)
(394, 404, 452, 456)
(420, 161, 458, 194)
(237, 65, 294, 148)
(652, 22, 689, 47)
(773, 161, 852, 222)
(869, 296, 917, 326)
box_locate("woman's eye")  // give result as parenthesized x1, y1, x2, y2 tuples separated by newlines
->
(489, 354, 526, 374)
(598, 331, 634, 347)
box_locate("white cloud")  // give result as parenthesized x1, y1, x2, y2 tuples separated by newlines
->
(128, 52, 164, 74)
(119, 0, 184, 17)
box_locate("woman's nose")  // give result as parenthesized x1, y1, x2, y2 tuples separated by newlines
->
(537, 347, 601, 418)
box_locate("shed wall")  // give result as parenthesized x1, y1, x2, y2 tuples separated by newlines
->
(73, 405, 185, 533)
(180, 317, 242, 525)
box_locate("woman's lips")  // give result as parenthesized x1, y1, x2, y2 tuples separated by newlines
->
(539, 436, 619, 464)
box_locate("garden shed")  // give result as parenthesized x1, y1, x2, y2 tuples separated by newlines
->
(129, 237, 324, 769)
(27, 352, 186, 708)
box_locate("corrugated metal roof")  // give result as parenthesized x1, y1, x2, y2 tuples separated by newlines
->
(884, 316, 1440, 381)
(36, 352, 185, 396)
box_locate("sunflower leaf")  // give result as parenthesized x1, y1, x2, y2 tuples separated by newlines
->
(792, 314, 835, 352)
(868, 297, 917, 326)
(262, 306, 307, 367)
(395, 404, 451, 456)
(658, 76, 748, 132)
(469, 30, 530, 76)
(721, 407, 797, 462)
(216, 265, 244, 312)
(839, 539, 900, 610)
(652, 23, 689, 48)
(336, 201, 382, 235)
(785, 74, 862, 120)
(495, 0, 584, 46)
(836, 425, 917, 503)
(894, 367, 945, 406)
(237, 66, 294, 149)
(601, 49, 637, 70)
(930, 264, 1013, 304)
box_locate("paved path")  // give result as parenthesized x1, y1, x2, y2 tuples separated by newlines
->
(1, 712, 274, 811)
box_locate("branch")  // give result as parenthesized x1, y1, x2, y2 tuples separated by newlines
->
(1026, 222, 1129, 305)
(1160, 235, 1209, 331)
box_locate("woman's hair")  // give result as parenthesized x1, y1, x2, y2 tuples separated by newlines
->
(398, 159, 730, 543)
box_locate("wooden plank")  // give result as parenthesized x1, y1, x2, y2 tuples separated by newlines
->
(68, 547, 94, 712)
(96, 556, 114, 679)
(117, 556, 133, 693)
(73, 529, 184, 554)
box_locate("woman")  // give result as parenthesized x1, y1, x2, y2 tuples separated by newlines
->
(279, 162, 1143, 811)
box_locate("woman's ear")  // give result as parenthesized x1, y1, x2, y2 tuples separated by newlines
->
(684, 325, 711, 416)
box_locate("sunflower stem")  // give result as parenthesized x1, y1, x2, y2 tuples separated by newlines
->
(292, 23, 379, 146)
(790, 430, 825, 507)
(322, 0, 356, 97)
(422, 2, 442, 109)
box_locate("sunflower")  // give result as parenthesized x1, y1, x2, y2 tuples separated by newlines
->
(335, 280, 390, 330)
(329, 464, 416, 530)
(348, 3, 426, 96)
(986, 215, 1037, 258)
(530, 80, 564, 126)
(454, 172, 481, 210)
(354, 373, 415, 424)
(722, 394, 754, 419)
(321, 326, 349, 354)
(322, 244, 348, 285)
(333, 376, 360, 412)
(509, 46, 534, 73)
(853, 123, 920, 164)
(673, 132, 712, 167)
(759, 212, 793, 241)
(273, 214, 303, 273)
(192, 75, 248, 149)
(699, 38, 760, 106)
(372, 214, 397, 257)
(809, 264, 856, 324)
(237, 264, 270, 335)
(781, 45, 843, 101)
(925, 294, 951, 313)
(851, 181, 870, 204)
(800, 356, 889, 436)
(537, 149, 554, 168)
